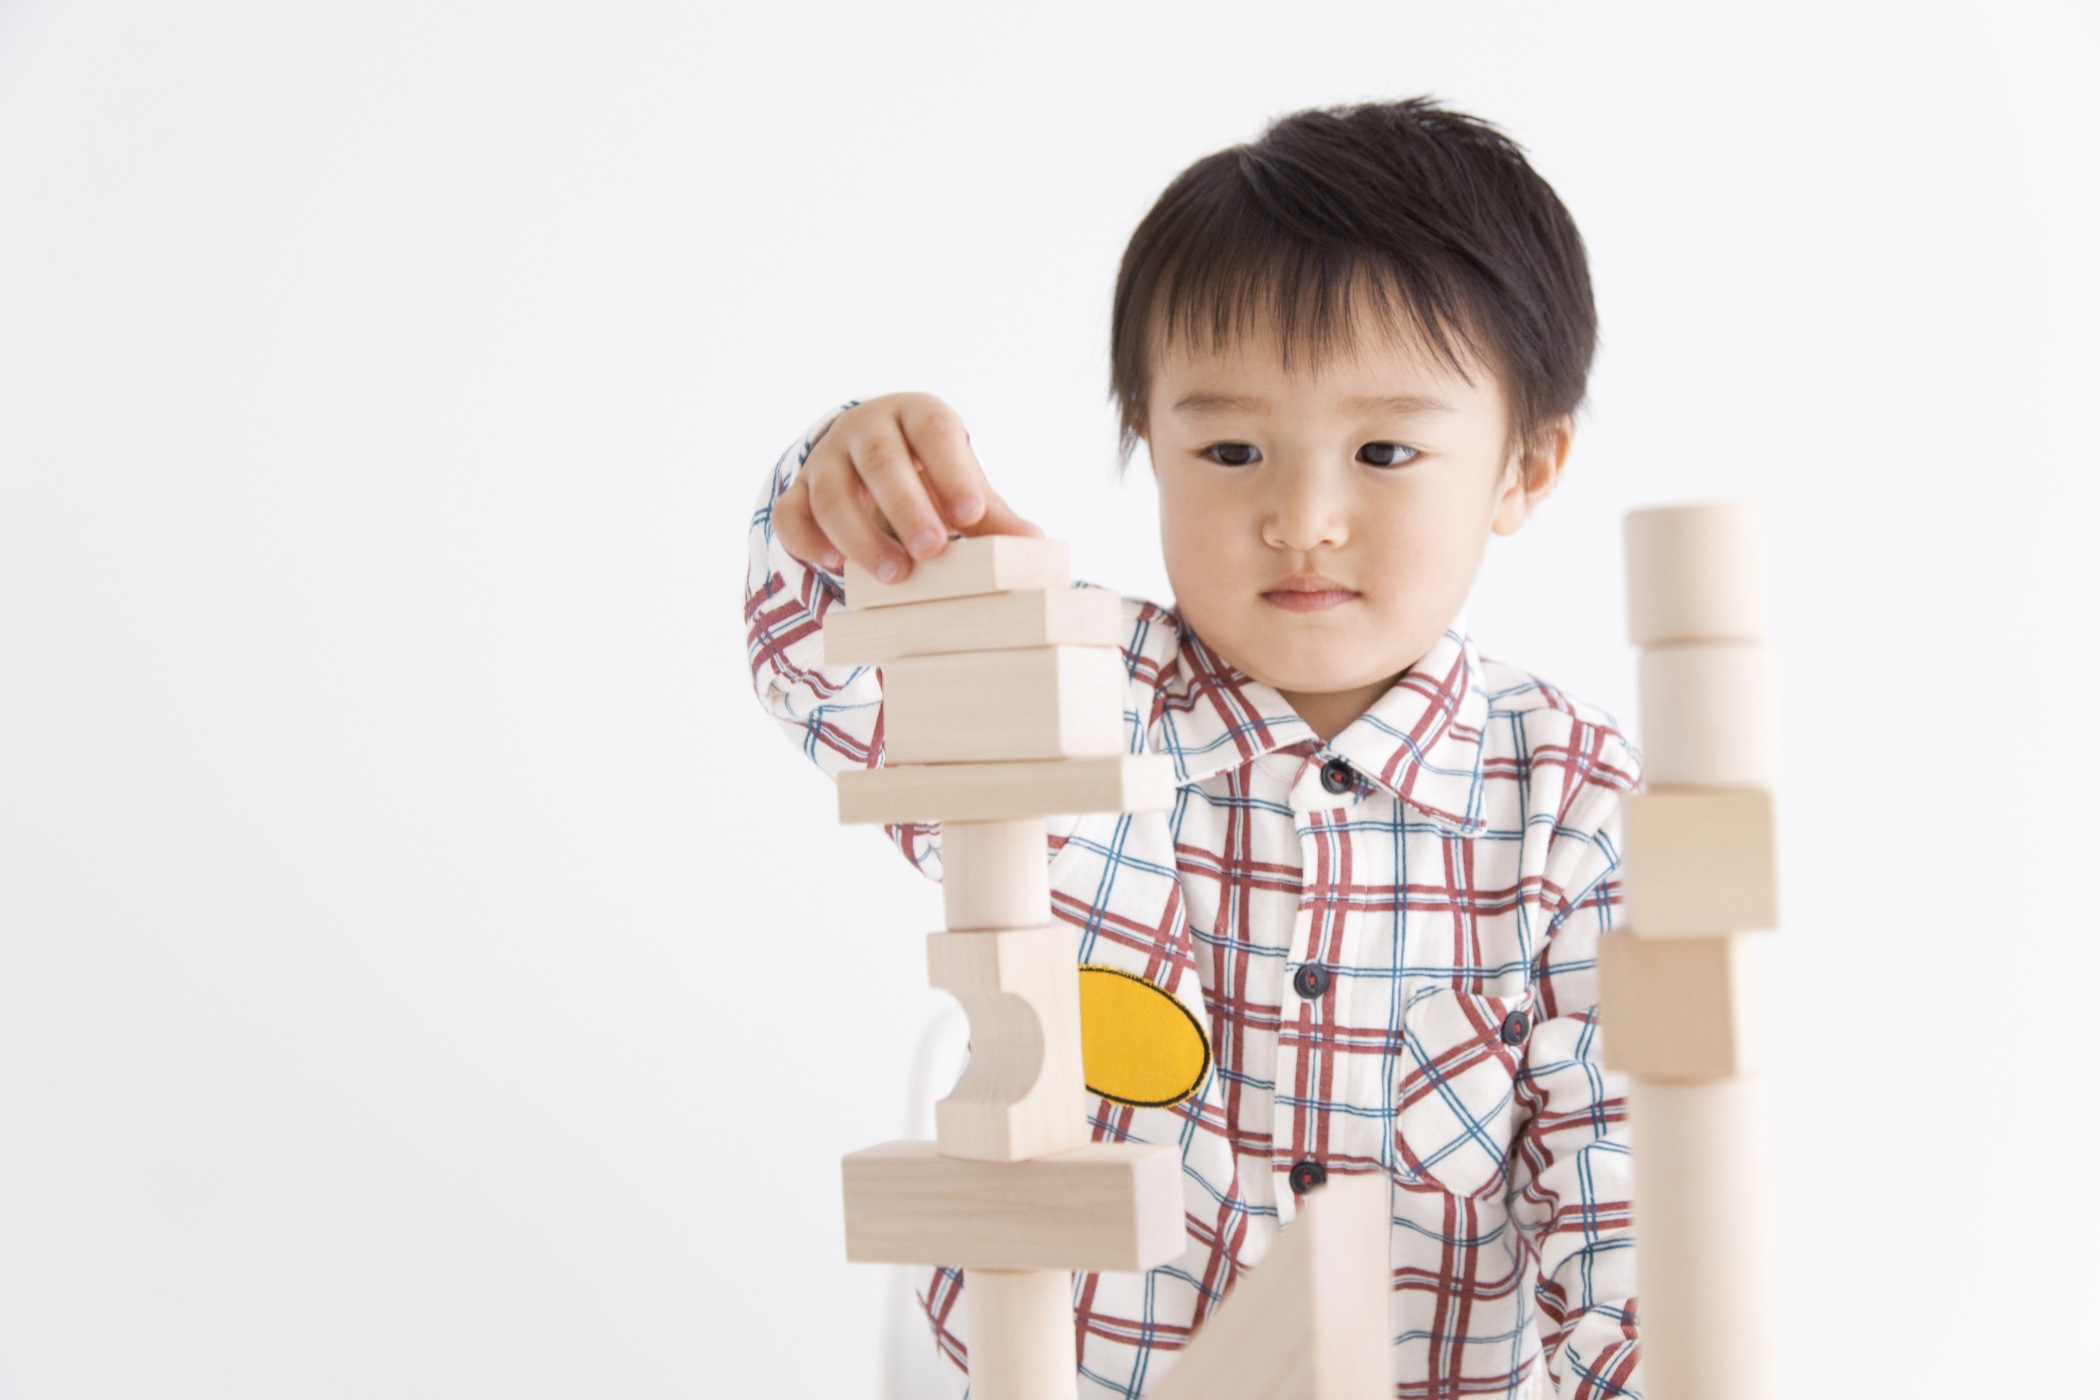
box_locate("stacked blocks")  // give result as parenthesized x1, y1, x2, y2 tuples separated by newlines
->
(1603, 504, 1782, 1400)
(826, 537, 1185, 1400)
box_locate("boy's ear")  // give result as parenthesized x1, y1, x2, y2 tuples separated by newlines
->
(1490, 418, 1574, 537)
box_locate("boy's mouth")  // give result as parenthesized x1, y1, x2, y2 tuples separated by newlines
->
(1263, 574, 1359, 612)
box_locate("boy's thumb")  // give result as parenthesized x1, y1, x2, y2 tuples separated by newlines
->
(960, 493, 1046, 539)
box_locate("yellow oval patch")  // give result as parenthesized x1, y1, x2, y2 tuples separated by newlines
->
(1077, 965, 1212, 1108)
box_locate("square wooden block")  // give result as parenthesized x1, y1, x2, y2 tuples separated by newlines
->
(1622, 787, 1778, 935)
(883, 645, 1125, 764)
(820, 585, 1121, 667)
(844, 535, 1070, 609)
(1598, 932, 1760, 1081)
(841, 1139, 1187, 1272)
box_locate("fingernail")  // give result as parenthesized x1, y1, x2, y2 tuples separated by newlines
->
(822, 549, 843, 571)
(876, 558, 901, 583)
(953, 495, 982, 521)
(909, 528, 943, 556)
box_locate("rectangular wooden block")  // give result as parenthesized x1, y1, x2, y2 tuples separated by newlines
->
(1626, 1075, 1781, 1400)
(1147, 1172, 1390, 1400)
(929, 925, 1088, 1162)
(1637, 640, 1779, 788)
(821, 585, 1122, 667)
(1622, 787, 1779, 936)
(1624, 502, 1768, 647)
(883, 645, 1126, 764)
(1597, 931, 1759, 1081)
(844, 534, 1070, 609)
(840, 1139, 1188, 1271)
(837, 754, 1177, 825)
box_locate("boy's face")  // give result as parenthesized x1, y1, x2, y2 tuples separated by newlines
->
(1141, 309, 1567, 739)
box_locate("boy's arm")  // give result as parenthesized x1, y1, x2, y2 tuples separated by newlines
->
(1509, 788, 1643, 1399)
(743, 401, 940, 880)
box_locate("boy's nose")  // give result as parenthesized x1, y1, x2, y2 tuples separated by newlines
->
(1261, 473, 1348, 551)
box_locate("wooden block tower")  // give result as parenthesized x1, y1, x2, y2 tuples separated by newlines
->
(1601, 503, 1782, 1399)
(824, 536, 1187, 1400)
(822, 535, 1394, 1400)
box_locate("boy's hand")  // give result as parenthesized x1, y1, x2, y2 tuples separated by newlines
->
(773, 393, 1044, 586)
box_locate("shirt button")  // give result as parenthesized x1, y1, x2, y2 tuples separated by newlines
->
(1319, 758, 1355, 794)
(1293, 963, 1331, 999)
(1500, 1010, 1531, 1046)
(1288, 1160, 1328, 1195)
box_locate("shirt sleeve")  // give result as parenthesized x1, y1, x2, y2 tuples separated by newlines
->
(742, 401, 941, 881)
(1508, 778, 1643, 1399)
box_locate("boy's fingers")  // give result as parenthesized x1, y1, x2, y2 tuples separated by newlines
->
(960, 491, 1046, 539)
(772, 476, 845, 571)
(854, 425, 952, 562)
(808, 463, 912, 584)
(899, 404, 988, 529)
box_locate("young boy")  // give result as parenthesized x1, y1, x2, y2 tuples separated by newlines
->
(744, 98, 1642, 1400)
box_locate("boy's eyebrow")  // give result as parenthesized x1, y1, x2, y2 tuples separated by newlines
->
(1171, 391, 1456, 417)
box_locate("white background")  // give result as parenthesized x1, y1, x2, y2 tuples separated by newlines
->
(2, 2, 2096, 1396)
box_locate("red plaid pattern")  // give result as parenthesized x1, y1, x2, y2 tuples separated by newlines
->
(746, 406, 1645, 1399)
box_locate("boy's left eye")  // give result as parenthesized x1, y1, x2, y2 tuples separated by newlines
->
(1361, 442, 1419, 468)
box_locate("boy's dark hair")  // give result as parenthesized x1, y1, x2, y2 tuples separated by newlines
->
(1108, 96, 1598, 475)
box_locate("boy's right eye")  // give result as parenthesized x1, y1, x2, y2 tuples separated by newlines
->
(1201, 443, 1260, 467)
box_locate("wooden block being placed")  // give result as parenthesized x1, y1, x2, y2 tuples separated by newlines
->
(844, 534, 1070, 609)
(944, 819, 1051, 931)
(1627, 1075, 1781, 1400)
(840, 1139, 1187, 1271)
(821, 586, 1122, 667)
(964, 1270, 1080, 1400)
(1624, 502, 1768, 647)
(838, 755, 1177, 825)
(1622, 788, 1779, 936)
(1637, 641, 1779, 788)
(884, 646, 1125, 764)
(929, 925, 1089, 1162)
(1597, 932, 1760, 1080)
(1147, 1173, 1389, 1400)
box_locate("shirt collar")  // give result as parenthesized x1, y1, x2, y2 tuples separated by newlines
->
(1155, 614, 1490, 835)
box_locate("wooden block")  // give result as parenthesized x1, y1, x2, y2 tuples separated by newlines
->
(844, 534, 1070, 609)
(1148, 1173, 1390, 1400)
(838, 755, 1177, 825)
(963, 1269, 1079, 1400)
(1624, 502, 1768, 646)
(1622, 787, 1779, 936)
(1637, 640, 1779, 788)
(929, 925, 1090, 1162)
(840, 1139, 1187, 1271)
(1597, 932, 1760, 1080)
(820, 586, 1122, 667)
(1627, 1075, 1781, 1400)
(884, 646, 1125, 764)
(944, 819, 1051, 931)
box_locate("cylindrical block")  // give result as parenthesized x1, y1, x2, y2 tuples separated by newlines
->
(1624, 503, 1768, 646)
(1627, 1075, 1781, 1400)
(943, 819, 1051, 931)
(1637, 641, 1779, 788)
(965, 1269, 1079, 1400)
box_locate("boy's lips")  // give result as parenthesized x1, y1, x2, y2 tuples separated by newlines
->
(1262, 574, 1359, 612)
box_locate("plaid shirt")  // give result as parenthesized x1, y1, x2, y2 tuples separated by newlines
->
(745, 404, 1645, 1400)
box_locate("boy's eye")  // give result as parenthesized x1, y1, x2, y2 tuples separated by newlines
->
(1361, 442, 1419, 469)
(1200, 442, 1259, 467)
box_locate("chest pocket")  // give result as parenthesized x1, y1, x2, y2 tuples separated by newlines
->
(1393, 985, 1532, 1198)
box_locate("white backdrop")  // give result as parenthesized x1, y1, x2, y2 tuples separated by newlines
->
(2, 2, 2095, 1396)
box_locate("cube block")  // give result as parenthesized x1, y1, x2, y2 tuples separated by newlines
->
(1621, 787, 1779, 935)
(1597, 931, 1759, 1080)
